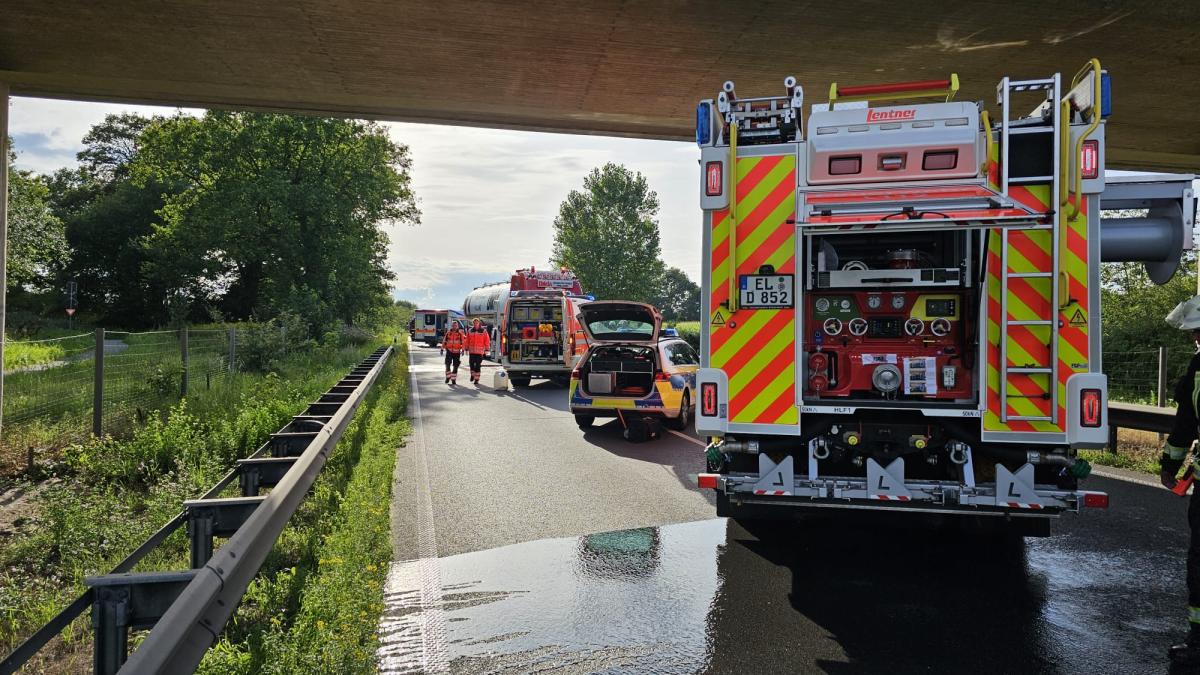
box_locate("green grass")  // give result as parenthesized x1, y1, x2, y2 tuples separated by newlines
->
(0, 340, 380, 668)
(1080, 427, 1162, 476)
(3, 338, 68, 371)
(198, 348, 409, 673)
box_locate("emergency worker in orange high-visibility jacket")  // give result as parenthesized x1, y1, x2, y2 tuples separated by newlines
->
(441, 321, 466, 385)
(466, 318, 491, 385)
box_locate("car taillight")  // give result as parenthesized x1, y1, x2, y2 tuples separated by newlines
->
(700, 382, 718, 417)
(1080, 388, 1102, 428)
(1083, 492, 1108, 509)
(697, 474, 719, 490)
(705, 161, 723, 196)
(1080, 139, 1100, 180)
(571, 369, 581, 380)
(655, 371, 670, 381)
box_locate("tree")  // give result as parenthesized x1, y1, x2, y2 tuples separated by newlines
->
(651, 267, 701, 322)
(130, 112, 420, 333)
(7, 141, 70, 291)
(1101, 252, 1197, 397)
(46, 116, 171, 327)
(551, 163, 664, 303)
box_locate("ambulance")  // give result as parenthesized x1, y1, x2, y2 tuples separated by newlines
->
(412, 309, 465, 347)
(693, 60, 1196, 534)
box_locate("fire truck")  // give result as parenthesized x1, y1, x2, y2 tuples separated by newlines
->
(463, 267, 587, 361)
(694, 60, 1197, 535)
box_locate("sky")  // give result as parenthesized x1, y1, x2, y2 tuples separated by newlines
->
(8, 97, 702, 311)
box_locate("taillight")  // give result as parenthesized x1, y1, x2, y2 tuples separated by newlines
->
(705, 161, 723, 196)
(1083, 492, 1108, 509)
(829, 155, 861, 175)
(697, 473, 719, 490)
(571, 369, 581, 380)
(700, 382, 718, 417)
(655, 371, 670, 381)
(1080, 388, 1102, 428)
(1080, 139, 1100, 180)
(923, 150, 958, 171)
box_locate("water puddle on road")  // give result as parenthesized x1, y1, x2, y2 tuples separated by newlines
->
(380, 515, 1177, 674)
(379, 520, 726, 674)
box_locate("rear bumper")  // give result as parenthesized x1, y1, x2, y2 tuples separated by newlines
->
(705, 470, 1105, 517)
(503, 362, 569, 373)
(571, 406, 674, 419)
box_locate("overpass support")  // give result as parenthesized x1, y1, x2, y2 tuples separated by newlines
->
(0, 83, 8, 439)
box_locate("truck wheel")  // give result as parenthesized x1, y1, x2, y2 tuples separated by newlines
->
(510, 374, 531, 388)
(575, 414, 595, 429)
(669, 393, 691, 431)
(623, 419, 650, 443)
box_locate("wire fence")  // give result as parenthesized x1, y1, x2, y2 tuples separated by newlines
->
(3, 327, 239, 441)
(1104, 348, 1176, 405)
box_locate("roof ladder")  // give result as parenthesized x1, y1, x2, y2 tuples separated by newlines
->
(996, 73, 1061, 424)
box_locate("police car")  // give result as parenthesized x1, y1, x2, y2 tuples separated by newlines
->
(568, 301, 699, 442)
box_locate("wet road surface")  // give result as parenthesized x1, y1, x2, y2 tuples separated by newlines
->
(383, 341, 1188, 674)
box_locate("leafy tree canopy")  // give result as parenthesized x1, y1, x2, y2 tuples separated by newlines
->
(551, 163, 664, 303)
(651, 266, 701, 322)
(7, 141, 70, 291)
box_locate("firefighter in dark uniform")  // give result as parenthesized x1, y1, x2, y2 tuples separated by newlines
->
(1162, 296, 1200, 665)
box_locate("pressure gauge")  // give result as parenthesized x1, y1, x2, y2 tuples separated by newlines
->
(891, 294, 906, 310)
(867, 295, 882, 310)
(815, 297, 831, 312)
(841, 299, 851, 310)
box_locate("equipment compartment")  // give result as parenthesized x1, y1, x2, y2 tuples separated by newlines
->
(580, 346, 656, 397)
(507, 300, 565, 364)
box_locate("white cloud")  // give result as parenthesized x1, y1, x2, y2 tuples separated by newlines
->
(6, 97, 704, 312)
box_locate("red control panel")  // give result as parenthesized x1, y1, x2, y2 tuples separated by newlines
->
(804, 291, 972, 400)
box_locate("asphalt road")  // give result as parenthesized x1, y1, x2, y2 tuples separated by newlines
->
(382, 340, 1190, 674)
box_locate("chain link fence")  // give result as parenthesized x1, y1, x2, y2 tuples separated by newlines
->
(3, 327, 239, 441)
(1104, 348, 1175, 405)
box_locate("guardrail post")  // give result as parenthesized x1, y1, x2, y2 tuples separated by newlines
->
(93, 328, 105, 437)
(180, 325, 189, 398)
(92, 585, 129, 675)
(187, 512, 213, 569)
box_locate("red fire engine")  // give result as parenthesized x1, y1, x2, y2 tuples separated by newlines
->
(694, 60, 1197, 534)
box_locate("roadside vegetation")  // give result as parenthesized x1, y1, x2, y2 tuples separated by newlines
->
(0, 332, 394, 668)
(199, 348, 409, 673)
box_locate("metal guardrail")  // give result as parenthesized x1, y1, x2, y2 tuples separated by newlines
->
(1, 346, 391, 675)
(1108, 401, 1174, 446)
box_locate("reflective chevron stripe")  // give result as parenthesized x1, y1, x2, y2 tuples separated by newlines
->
(984, 184, 1090, 433)
(709, 153, 798, 426)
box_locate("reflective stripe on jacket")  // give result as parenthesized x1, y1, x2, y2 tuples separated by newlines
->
(442, 330, 466, 353)
(467, 329, 491, 355)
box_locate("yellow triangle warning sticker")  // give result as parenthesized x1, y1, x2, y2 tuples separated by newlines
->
(711, 310, 726, 327)
(1069, 308, 1087, 327)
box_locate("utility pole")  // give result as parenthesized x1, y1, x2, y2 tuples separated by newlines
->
(0, 83, 10, 441)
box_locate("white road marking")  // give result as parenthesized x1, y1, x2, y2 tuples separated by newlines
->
(379, 348, 449, 674)
(1091, 466, 1165, 490)
(666, 428, 707, 447)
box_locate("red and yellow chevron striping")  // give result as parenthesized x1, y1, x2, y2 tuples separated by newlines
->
(983, 184, 1090, 433)
(710, 152, 798, 426)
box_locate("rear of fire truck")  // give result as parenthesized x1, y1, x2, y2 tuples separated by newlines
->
(695, 61, 1197, 534)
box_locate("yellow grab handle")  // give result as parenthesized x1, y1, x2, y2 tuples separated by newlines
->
(1067, 58, 1103, 220)
(727, 123, 738, 312)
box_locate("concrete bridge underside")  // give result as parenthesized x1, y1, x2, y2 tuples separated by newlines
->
(1, 1, 1197, 172)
